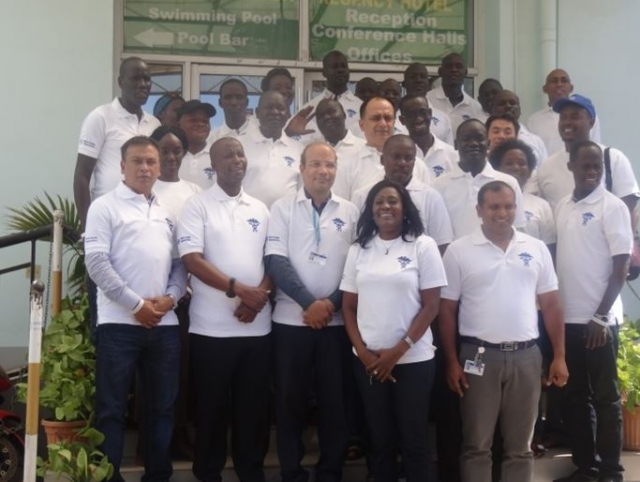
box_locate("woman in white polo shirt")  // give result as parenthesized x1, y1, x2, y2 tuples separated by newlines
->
(340, 180, 447, 482)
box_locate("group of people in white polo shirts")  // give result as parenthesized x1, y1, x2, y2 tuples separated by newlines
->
(75, 53, 638, 482)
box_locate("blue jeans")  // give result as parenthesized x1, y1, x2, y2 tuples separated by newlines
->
(96, 324, 180, 482)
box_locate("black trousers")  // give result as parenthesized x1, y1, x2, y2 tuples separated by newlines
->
(273, 323, 350, 482)
(190, 333, 271, 482)
(564, 324, 624, 478)
(354, 355, 436, 482)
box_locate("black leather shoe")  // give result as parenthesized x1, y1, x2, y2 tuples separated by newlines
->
(598, 476, 623, 482)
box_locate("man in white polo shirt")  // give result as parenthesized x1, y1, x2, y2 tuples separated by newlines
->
(432, 119, 525, 239)
(177, 100, 217, 190)
(266, 142, 359, 482)
(399, 93, 458, 179)
(178, 136, 272, 482)
(426, 53, 484, 138)
(440, 180, 568, 482)
(237, 90, 304, 208)
(207, 78, 250, 144)
(352, 135, 453, 254)
(537, 94, 639, 212)
(554, 141, 632, 482)
(84, 136, 187, 482)
(74, 57, 160, 229)
(315, 98, 367, 200)
(402, 62, 454, 145)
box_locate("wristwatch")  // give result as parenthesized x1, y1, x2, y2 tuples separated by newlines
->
(226, 277, 236, 298)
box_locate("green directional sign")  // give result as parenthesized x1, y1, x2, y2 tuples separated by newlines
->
(124, 0, 299, 60)
(310, 0, 471, 65)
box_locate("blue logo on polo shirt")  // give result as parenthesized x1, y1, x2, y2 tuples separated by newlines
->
(462, 114, 471, 120)
(203, 167, 216, 180)
(397, 256, 411, 269)
(247, 218, 260, 232)
(347, 109, 357, 118)
(582, 212, 595, 226)
(518, 252, 533, 267)
(284, 156, 295, 167)
(332, 218, 346, 232)
(432, 116, 440, 126)
(432, 165, 445, 177)
(525, 211, 534, 222)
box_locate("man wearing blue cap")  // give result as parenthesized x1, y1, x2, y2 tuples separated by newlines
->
(154, 92, 185, 127)
(537, 94, 639, 211)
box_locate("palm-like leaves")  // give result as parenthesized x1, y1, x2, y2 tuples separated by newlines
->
(5, 193, 84, 292)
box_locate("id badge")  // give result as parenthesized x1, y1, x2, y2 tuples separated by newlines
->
(463, 359, 485, 376)
(308, 251, 328, 266)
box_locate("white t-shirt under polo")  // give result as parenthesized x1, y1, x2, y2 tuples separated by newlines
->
(153, 179, 201, 220)
(522, 193, 556, 245)
(266, 189, 359, 326)
(84, 182, 179, 326)
(555, 186, 633, 325)
(326, 130, 368, 200)
(537, 144, 640, 209)
(431, 161, 526, 239)
(237, 123, 303, 208)
(442, 228, 558, 343)
(416, 135, 459, 179)
(78, 98, 160, 199)
(178, 146, 215, 190)
(352, 176, 453, 247)
(340, 234, 447, 364)
(527, 107, 602, 156)
(177, 183, 271, 337)
(426, 86, 485, 138)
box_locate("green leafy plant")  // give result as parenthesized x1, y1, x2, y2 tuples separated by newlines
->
(5, 192, 84, 293)
(617, 320, 640, 411)
(17, 293, 95, 421)
(37, 427, 113, 482)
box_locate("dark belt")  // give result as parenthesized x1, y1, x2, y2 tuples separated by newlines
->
(460, 336, 538, 352)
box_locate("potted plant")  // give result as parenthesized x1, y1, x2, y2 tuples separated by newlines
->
(17, 293, 95, 444)
(37, 427, 113, 482)
(617, 319, 640, 450)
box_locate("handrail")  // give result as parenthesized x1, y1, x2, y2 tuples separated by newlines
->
(0, 225, 80, 249)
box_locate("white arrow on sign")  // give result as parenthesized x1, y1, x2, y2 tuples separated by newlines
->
(134, 28, 175, 47)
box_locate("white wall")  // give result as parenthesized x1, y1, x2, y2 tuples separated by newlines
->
(0, 1, 114, 346)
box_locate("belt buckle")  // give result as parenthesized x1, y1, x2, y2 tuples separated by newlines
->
(500, 341, 517, 351)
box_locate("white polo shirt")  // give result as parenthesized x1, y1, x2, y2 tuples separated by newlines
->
(537, 144, 640, 209)
(207, 118, 250, 145)
(78, 98, 160, 199)
(296, 89, 363, 145)
(178, 146, 215, 190)
(442, 228, 558, 342)
(266, 189, 359, 326)
(177, 183, 271, 337)
(522, 193, 556, 245)
(325, 130, 368, 200)
(352, 176, 453, 246)
(334, 144, 433, 202)
(153, 179, 201, 220)
(527, 106, 602, 156)
(340, 234, 447, 364)
(431, 161, 526, 239)
(518, 125, 548, 167)
(555, 186, 633, 325)
(430, 106, 455, 145)
(426, 87, 485, 138)
(237, 123, 304, 208)
(84, 182, 179, 327)
(416, 135, 459, 179)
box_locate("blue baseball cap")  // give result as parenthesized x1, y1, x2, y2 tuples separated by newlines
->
(153, 92, 184, 117)
(552, 94, 596, 119)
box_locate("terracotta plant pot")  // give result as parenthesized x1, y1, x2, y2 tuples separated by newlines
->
(41, 419, 88, 445)
(623, 405, 640, 451)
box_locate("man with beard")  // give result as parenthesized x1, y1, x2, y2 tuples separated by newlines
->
(399, 94, 458, 179)
(237, 91, 304, 208)
(426, 54, 484, 138)
(74, 57, 160, 228)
